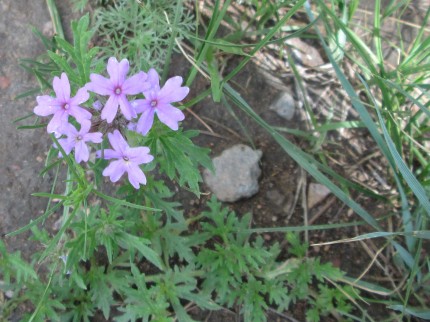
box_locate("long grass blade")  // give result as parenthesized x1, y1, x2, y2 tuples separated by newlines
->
(224, 83, 381, 230)
(375, 105, 430, 215)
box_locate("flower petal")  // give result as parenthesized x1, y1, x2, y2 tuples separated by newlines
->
(127, 163, 146, 188)
(108, 130, 129, 154)
(70, 87, 90, 105)
(87, 74, 113, 95)
(78, 119, 91, 134)
(158, 76, 189, 103)
(107, 57, 129, 86)
(34, 96, 58, 116)
(75, 141, 89, 163)
(103, 159, 126, 182)
(122, 71, 149, 94)
(146, 68, 160, 91)
(85, 132, 103, 144)
(53, 73, 71, 101)
(60, 122, 78, 136)
(92, 100, 103, 111)
(118, 95, 136, 120)
(130, 99, 146, 114)
(57, 138, 74, 155)
(99, 148, 122, 160)
(136, 107, 155, 135)
(47, 110, 68, 133)
(126, 147, 153, 164)
(101, 95, 119, 123)
(127, 120, 138, 131)
(70, 106, 92, 124)
(155, 104, 185, 131)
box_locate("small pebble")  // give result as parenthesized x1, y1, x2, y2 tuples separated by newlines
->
(5, 290, 14, 299)
(270, 92, 296, 120)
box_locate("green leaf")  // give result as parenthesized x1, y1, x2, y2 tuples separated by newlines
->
(31, 192, 67, 200)
(90, 268, 114, 319)
(118, 233, 164, 271)
(389, 304, 430, 319)
(375, 104, 430, 216)
(206, 46, 222, 102)
(212, 39, 248, 55)
(16, 124, 47, 130)
(144, 180, 184, 223)
(145, 129, 212, 196)
(92, 189, 161, 212)
(47, 51, 80, 84)
(71, 271, 87, 290)
(46, 0, 64, 39)
(2, 250, 38, 283)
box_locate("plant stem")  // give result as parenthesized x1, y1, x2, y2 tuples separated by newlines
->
(46, 0, 65, 40)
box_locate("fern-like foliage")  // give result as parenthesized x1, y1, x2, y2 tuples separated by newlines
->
(93, 0, 194, 72)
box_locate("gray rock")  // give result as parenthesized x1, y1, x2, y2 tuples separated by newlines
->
(307, 183, 331, 209)
(285, 38, 324, 67)
(270, 92, 296, 120)
(204, 144, 263, 202)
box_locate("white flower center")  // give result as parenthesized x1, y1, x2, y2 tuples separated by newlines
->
(150, 100, 157, 107)
(115, 87, 122, 95)
(123, 156, 129, 162)
(63, 103, 70, 110)
(76, 135, 83, 141)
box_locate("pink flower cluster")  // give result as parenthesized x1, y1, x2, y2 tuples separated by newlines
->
(34, 57, 189, 189)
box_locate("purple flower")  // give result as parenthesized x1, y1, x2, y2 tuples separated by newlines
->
(97, 130, 153, 189)
(57, 120, 103, 163)
(132, 68, 189, 136)
(34, 73, 92, 133)
(92, 100, 103, 111)
(86, 57, 149, 123)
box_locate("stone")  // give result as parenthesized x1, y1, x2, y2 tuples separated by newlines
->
(307, 183, 331, 209)
(203, 144, 263, 202)
(285, 38, 324, 67)
(5, 290, 14, 299)
(270, 92, 296, 120)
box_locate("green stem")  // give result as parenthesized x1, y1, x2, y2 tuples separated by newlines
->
(28, 261, 58, 322)
(46, 0, 65, 40)
(221, 0, 306, 85)
(161, 0, 183, 83)
(61, 167, 72, 229)
(186, 0, 232, 87)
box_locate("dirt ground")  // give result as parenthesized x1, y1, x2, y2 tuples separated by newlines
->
(0, 0, 427, 321)
(0, 0, 87, 258)
(0, 0, 55, 256)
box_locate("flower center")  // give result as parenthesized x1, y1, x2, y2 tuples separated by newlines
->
(63, 103, 70, 110)
(115, 87, 122, 95)
(123, 156, 129, 162)
(150, 100, 157, 107)
(76, 135, 83, 141)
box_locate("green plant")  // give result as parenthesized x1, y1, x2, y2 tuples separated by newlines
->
(4, 14, 364, 318)
(305, 0, 430, 319)
(93, 0, 194, 75)
(6, 0, 430, 320)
